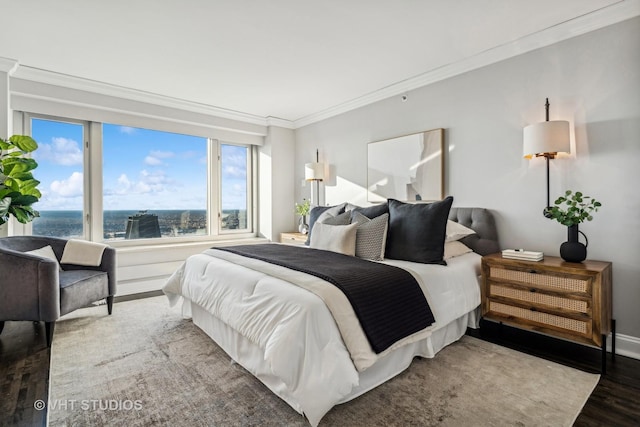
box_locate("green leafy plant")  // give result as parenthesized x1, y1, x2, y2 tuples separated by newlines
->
(295, 199, 311, 217)
(549, 190, 601, 227)
(0, 135, 41, 225)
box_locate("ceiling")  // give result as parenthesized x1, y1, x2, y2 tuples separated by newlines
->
(0, 0, 634, 125)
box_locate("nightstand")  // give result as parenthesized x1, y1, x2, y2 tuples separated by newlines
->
(481, 253, 615, 373)
(279, 232, 308, 245)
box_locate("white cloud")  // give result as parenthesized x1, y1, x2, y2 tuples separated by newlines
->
(107, 170, 172, 196)
(35, 137, 83, 166)
(117, 174, 132, 190)
(119, 126, 137, 134)
(223, 165, 246, 178)
(144, 150, 175, 166)
(50, 172, 83, 197)
(150, 150, 174, 159)
(144, 156, 164, 166)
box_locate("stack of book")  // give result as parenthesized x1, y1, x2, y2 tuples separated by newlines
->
(501, 249, 544, 261)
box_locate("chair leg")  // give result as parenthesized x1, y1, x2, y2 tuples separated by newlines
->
(45, 321, 55, 347)
(0, 321, 4, 335)
(107, 296, 114, 315)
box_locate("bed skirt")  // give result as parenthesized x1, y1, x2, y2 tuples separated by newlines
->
(185, 298, 479, 425)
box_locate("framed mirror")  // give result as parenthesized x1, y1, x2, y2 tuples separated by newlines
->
(367, 128, 444, 202)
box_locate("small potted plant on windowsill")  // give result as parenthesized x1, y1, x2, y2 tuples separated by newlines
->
(548, 190, 601, 263)
(0, 135, 41, 227)
(295, 199, 311, 234)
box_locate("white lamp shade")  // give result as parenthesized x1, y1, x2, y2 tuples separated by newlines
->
(305, 162, 324, 181)
(523, 120, 570, 159)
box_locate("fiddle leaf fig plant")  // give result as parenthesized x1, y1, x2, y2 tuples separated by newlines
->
(549, 190, 601, 227)
(0, 135, 41, 226)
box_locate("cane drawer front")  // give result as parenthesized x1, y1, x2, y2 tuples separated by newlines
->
(481, 254, 611, 348)
(488, 266, 591, 294)
(488, 283, 590, 315)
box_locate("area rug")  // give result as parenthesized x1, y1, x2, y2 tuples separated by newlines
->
(48, 296, 599, 426)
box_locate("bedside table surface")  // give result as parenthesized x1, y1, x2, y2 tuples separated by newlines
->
(280, 232, 308, 244)
(483, 252, 611, 273)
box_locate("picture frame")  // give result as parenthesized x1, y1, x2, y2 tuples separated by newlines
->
(367, 128, 444, 202)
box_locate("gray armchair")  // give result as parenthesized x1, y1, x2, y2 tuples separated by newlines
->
(0, 236, 116, 346)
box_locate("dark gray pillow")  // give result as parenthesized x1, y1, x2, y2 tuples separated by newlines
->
(350, 203, 389, 222)
(385, 196, 454, 265)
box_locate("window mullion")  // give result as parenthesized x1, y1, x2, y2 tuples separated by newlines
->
(88, 122, 103, 242)
(209, 139, 220, 236)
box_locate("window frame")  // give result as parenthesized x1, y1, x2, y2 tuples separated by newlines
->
(23, 113, 256, 246)
(217, 141, 254, 235)
(24, 113, 91, 240)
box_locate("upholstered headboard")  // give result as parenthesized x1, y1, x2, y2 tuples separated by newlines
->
(449, 207, 500, 256)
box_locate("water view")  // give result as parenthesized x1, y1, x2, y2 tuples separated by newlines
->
(32, 209, 246, 240)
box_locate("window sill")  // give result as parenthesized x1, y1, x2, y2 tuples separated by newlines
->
(113, 235, 268, 254)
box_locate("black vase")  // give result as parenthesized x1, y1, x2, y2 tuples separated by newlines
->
(560, 224, 588, 263)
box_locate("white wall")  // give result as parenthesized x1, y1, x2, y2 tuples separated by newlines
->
(295, 18, 640, 353)
(259, 125, 296, 241)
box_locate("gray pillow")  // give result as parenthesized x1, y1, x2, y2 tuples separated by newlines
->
(305, 203, 347, 245)
(321, 211, 351, 226)
(385, 196, 454, 265)
(352, 211, 389, 261)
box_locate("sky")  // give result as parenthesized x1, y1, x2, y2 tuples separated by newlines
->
(31, 118, 247, 211)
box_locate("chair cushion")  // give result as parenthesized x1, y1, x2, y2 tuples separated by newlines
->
(59, 270, 109, 316)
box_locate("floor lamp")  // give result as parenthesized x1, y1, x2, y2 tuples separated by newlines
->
(305, 149, 324, 206)
(523, 98, 571, 217)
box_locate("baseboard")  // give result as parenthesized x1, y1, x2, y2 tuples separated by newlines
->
(609, 332, 640, 360)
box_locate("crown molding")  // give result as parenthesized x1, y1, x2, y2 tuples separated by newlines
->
(266, 116, 295, 129)
(10, 65, 297, 130)
(0, 57, 19, 74)
(293, 0, 640, 128)
(10, 65, 275, 128)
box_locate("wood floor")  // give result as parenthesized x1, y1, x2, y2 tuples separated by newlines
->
(1, 306, 639, 426)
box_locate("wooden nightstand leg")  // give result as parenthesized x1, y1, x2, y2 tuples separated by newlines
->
(601, 334, 607, 375)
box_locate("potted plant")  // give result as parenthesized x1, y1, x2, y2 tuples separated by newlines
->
(549, 190, 601, 262)
(0, 135, 42, 226)
(295, 199, 311, 234)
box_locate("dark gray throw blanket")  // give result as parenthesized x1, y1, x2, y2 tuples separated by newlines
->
(216, 244, 435, 353)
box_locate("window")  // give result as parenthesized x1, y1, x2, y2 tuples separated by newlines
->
(31, 118, 87, 238)
(102, 124, 208, 240)
(220, 144, 250, 231)
(27, 115, 253, 242)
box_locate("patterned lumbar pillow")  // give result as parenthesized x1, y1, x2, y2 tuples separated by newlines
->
(352, 211, 389, 261)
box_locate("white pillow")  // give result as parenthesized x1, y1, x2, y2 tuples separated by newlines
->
(310, 222, 358, 256)
(444, 241, 473, 260)
(25, 245, 63, 271)
(446, 220, 476, 242)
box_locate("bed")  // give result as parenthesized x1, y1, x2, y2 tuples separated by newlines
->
(163, 204, 499, 426)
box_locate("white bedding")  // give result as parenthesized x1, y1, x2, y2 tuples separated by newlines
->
(163, 247, 482, 426)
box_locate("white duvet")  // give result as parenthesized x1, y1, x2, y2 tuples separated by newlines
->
(163, 247, 481, 426)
